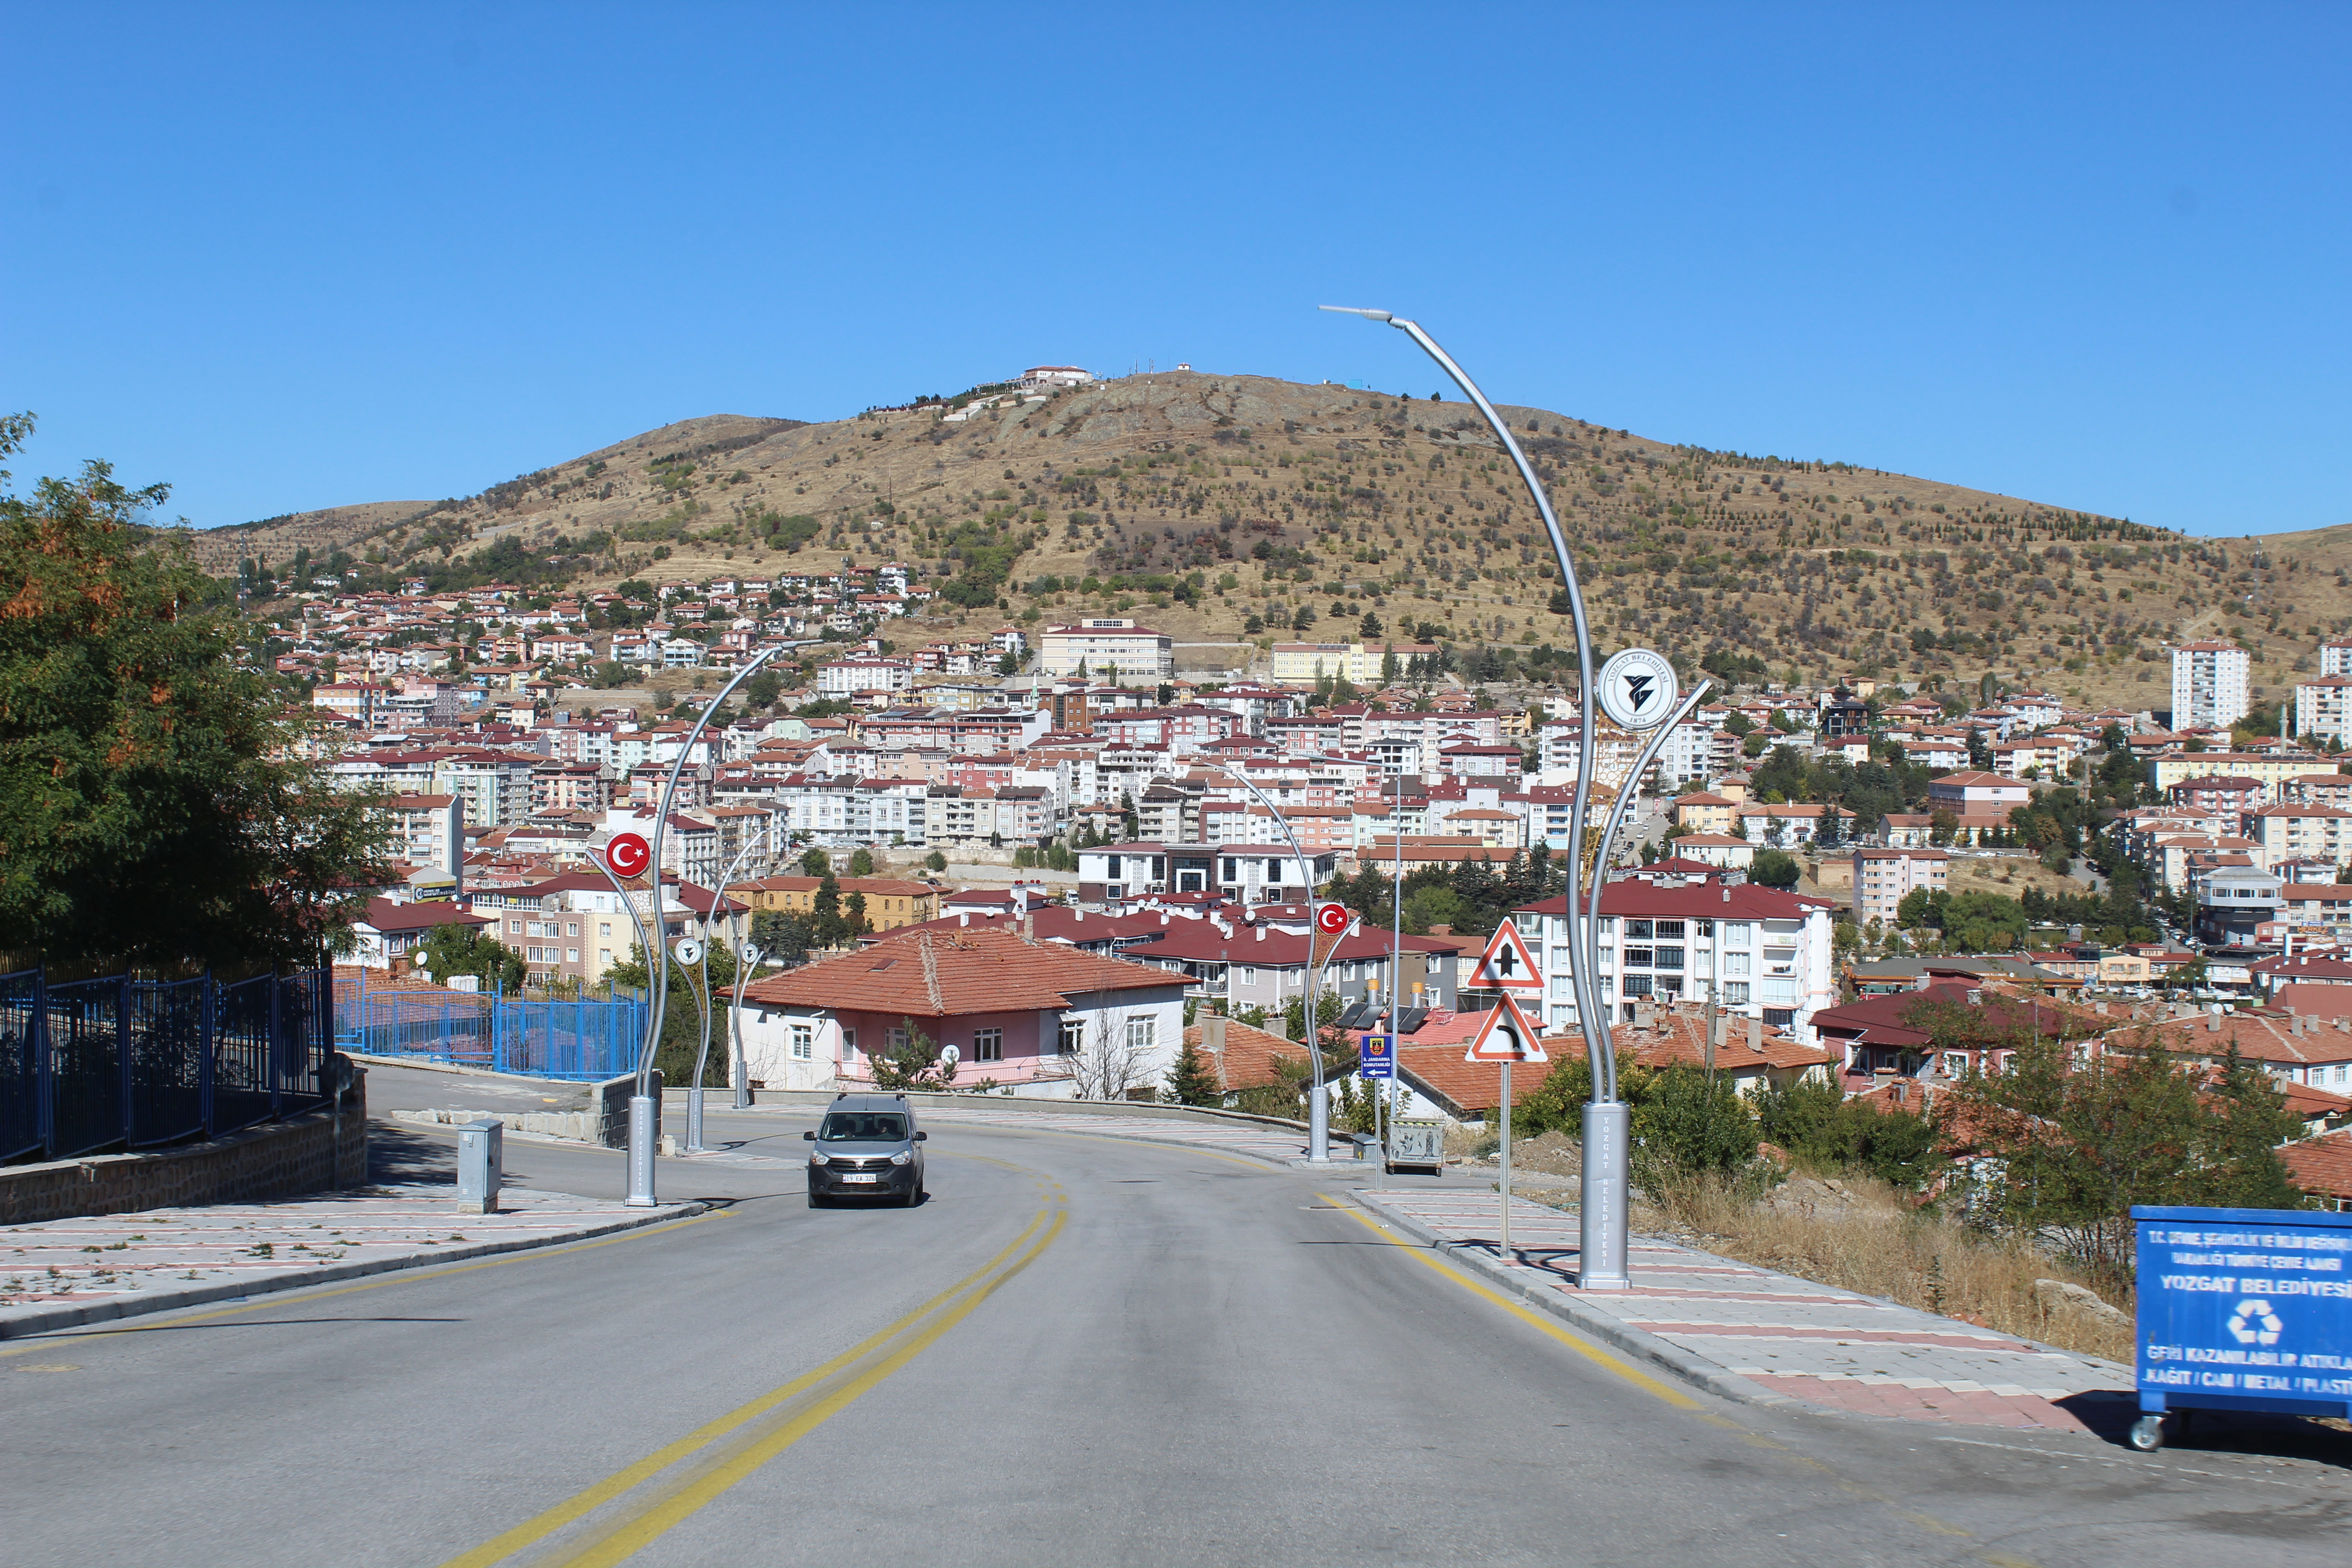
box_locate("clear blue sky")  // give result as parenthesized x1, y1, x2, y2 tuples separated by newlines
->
(5, 4, 2346, 538)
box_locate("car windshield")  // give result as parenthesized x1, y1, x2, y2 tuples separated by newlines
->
(818, 1112, 908, 1142)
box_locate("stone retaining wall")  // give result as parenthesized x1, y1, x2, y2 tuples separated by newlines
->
(0, 1067, 370, 1225)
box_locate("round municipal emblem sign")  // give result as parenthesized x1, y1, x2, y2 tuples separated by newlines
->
(604, 832, 651, 877)
(1313, 902, 1351, 936)
(672, 936, 706, 966)
(1597, 648, 1679, 730)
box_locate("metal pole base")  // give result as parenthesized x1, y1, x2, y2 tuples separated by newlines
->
(1578, 1101, 1630, 1289)
(686, 1086, 706, 1153)
(1306, 1087, 1331, 1163)
(732, 1080, 751, 1110)
(626, 1095, 659, 1207)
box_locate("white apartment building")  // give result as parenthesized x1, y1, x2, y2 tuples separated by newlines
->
(1269, 642, 1373, 686)
(383, 793, 464, 887)
(1038, 618, 1174, 679)
(1852, 847, 1949, 927)
(2321, 641, 2352, 677)
(2244, 804, 2352, 874)
(1513, 881, 1839, 1042)
(817, 658, 914, 699)
(2296, 674, 2352, 743)
(2171, 640, 2251, 729)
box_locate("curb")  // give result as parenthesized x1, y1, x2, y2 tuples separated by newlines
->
(0, 1196, 708, 1341)
(1349, 1192, 1836, 1418)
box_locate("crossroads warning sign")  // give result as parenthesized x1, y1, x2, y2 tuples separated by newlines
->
(1470, 920, 1543, 993)
(1463, 994, 1548, 1063)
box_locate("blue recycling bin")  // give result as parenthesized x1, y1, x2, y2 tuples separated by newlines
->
(2130, 1205, 2352, 1452)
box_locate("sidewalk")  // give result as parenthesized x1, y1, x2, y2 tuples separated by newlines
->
(1357, 1186, 2137, 1437)
(0, 1186, 702, 1339)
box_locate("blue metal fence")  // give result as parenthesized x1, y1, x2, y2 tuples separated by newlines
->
(332, 979, 643, 1082)
(0, 966, 333, 1165)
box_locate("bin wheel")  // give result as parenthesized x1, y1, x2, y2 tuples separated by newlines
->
(2128, 1415, 2166, 1453)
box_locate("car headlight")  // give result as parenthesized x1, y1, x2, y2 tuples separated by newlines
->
(808, 1150, 831, 1166)
(889, 1150, 913, 1166)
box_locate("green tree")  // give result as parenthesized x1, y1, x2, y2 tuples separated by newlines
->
(1750, 849, 1801, 888)
(868, 1017, 957, 1090)
(750, 909, 814, 968)
(414, 922, 527, 991)
(799, 846, 832, 877)
(0, 416, 392, 968)
(848, 847, 875, 877)
(924, 848, 948, 873)
(1165, 1039, 1221, 1106)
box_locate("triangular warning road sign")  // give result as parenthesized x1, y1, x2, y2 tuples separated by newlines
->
(1464, 993, 1548, 1063)
(1470, 920, 1544, 993)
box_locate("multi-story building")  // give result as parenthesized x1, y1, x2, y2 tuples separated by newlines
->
(1852, 847, 1950, 927)
(2171, 640, 2251, 730)
(1075, 842, 1343, 906)
(2296, 674, 2352, 744)
(1513, 876, 1841, 1041)
(818, 658, 915, 699)
(381, 793, 463, 887)
(2244, 804, 2352, 874)
(1269, 642, 1372, 686)
(1038, 618, 1173, 679)
(728, 876, 941, 931)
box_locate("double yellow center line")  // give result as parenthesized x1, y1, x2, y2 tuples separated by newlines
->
(440, 1203, 1066, 1568)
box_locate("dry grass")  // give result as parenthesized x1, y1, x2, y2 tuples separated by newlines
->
(1632, 1171, 2135, 1364)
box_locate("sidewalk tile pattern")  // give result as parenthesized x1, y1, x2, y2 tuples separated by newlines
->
(1357, 1187, 2133, 1434)
(0, 1186, 669, 1329)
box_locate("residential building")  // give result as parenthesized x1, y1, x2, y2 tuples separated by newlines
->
(2245, 804, 2352, 874)
(382, 793, 463, 888)
(348, 896, 490, 970)
(1852, 847, 1950, 927)
(2171, 640, 2251, 729)
(734, 925, 1186, 1095)
(818, 659, 915, 699)
(1269, 642, 1372, 686)
(2296, 674, 2352, 743)
(1038, 618, 1173, 679)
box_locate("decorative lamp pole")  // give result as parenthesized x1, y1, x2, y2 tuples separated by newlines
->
(1209, 761, 1335, 1161)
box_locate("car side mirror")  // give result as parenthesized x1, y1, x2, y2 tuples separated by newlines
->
(802, 1129, 816, 1140)
(912, 1130, 928, 1141)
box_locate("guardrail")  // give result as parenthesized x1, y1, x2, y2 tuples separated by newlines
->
(0, 967, 333, 1164)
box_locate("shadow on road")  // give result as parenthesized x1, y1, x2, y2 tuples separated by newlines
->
(368, 1121, 455, 1186)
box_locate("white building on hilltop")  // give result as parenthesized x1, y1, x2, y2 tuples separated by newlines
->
(1018, 365, 1094, 391)
(2171, 640, 2250, 730)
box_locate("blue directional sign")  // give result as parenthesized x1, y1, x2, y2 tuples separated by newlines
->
(1359, 1033, 1394, 1080)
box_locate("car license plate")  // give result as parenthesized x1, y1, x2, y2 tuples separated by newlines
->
(838, 1173, 878, 1183)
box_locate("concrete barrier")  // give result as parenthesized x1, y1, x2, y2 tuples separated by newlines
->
(0, 1063, 370, 1225)
(590, 1069, 661, 1148)
(726, 1085, 1307, 1134)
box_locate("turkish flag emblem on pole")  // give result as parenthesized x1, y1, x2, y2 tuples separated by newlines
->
(604, 833, 651, 878)
(1313, 901, 1351, 936)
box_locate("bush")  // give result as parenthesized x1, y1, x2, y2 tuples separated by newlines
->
(1755, 1077, 1942, 1189)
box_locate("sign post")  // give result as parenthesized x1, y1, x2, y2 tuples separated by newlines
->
(1464, 995, 1546, 1259)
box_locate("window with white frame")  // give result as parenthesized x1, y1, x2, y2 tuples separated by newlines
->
(1723, 982, 1750, 1005)
(1126, 1016, 1154, 1056)
(887, 1026, 909, 1054)
(790, 1024, 813, 1061)
(841, 1029, 857, 1060)
(974, 1027, 1003, 1063)
(1058, 1021, 1083, 1054)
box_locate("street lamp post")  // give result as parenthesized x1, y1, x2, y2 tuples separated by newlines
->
(1321, 306, 1624, 1283)
(624, 643, 787, 1207)
(688, 833, 768, 1150)
(1207, 762, 1334, 1161)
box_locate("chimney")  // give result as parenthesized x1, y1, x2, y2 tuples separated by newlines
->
(1256, 925, 1267, 942)
(1201, 1009, 1228, 1062)
(1748, 1016, 1764, 1053)
(959, 912, 970, 927)
(1721, 882, 1730, 903)
(1020, 913, 1036, 944)
(2208, 1010, 2223, 1033)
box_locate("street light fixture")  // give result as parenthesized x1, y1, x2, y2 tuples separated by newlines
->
(1320, 306, 1626, 1285)
(1204, 761, 1335, 1161)
(622, 642, 787, 1207)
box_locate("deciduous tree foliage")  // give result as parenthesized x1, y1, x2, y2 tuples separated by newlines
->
(0, 417, 391, 970)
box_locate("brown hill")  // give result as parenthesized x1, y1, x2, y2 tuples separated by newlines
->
(189, 376, 2348, 710)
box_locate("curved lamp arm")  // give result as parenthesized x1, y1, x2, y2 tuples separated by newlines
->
(1320, 307, 1612, 1098)
(1206, 762, 1329, 1091)
(641, 644, 787, 1095)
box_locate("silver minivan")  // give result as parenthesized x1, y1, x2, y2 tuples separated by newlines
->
(804, 1092, 927, 1207)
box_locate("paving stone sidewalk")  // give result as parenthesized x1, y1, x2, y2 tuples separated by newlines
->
(0, 1185, 701, 1338)
(1357, 1186, 2137, 1436)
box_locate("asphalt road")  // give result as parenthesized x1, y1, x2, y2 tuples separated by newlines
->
(2, 1094, 2347, 1567)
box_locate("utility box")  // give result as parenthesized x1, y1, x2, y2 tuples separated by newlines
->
(456, 1119, 504, 1215)
(2129, 1204, 2352, 1451)
(1387, 1119, 1446, 1176)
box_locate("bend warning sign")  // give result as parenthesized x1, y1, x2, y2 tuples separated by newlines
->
(1464, 994, 1548, 1063)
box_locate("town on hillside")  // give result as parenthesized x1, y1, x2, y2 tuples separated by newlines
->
(288, 552, 2352, 1206)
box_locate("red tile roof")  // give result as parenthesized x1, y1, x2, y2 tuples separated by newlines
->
(2282, 1129, 2352, 1203)
(739, 926, 1181, 1017)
